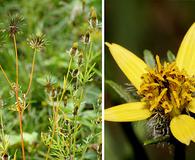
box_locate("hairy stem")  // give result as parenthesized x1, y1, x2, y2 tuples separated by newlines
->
(13, 35, 26, 160)
(25, 49, 36, 96)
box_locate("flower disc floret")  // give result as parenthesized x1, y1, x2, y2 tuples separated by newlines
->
(138, 55, 195, 116)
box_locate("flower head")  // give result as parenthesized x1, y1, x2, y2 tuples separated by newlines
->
(27, 34, 46, 51)
(105, 23, 195, 145)
(7, 14, 24, 37)
(89, 7, 98, 28)
(69, 42, 79, 57)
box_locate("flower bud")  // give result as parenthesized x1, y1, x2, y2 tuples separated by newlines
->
(89, 7, 98, 28)
(69, 42, 79, 57)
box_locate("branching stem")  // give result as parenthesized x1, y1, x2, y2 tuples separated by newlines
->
(25, 49, 36, 96)
(45, 57, 73, 160)
(13, 35, 26, 160)
(0, 65, 12, 88)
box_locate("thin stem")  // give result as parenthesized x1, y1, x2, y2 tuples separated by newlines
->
(25, 49, 36, 96)
(72, 88, 84, 158)
(60, 57, 73, 102)
(18, 110, 25, 159)
(45, 57, 73, 160)
(45, 98, 55, 160)
(13, 35, 26, 160)
(0, 65, 12, 88)
(13, 35, 19, 86)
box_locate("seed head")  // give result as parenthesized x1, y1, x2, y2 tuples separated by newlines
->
(89, 7, 98, 28)
(71, 69, 79, 78)
(27, 34, 46, 51)
(73, 105, 79, 116)
(1, 154, 9, 160)
(69, 42, 79, 57)
(8, 14, 24, 37)
(81, 31, 90, 44)
(63, 96, 68, 107)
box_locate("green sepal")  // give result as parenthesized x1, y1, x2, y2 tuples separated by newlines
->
(167, 50, 176, 62)
(106, 80, 134, 102)
(143, 49, 156, 68)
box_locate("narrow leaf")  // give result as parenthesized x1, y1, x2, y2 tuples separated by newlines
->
(106, 80, 134, 102)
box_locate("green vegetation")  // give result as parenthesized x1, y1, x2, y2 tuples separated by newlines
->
(0, 0, 102, 159)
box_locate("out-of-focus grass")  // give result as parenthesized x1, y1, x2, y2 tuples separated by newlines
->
(0, 0, 101, 159)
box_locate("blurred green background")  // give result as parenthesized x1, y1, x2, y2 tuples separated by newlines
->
(0, 0, 101, 159)
(105, 0, 195, 160)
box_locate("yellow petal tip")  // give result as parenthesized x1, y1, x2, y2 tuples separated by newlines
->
(170, 115, 195, 145)
(105, 42, 111, 48)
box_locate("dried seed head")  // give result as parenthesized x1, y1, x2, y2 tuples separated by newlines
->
(69, 42, 79, 57)
(81, 31, 90, 44)
(96, 116, 102, 125)
(8, 14, 24, 37)
(63, 96, 68, 107)
(71, 69, 79, 78)
(44, 76, 56, 95)
(73, 105, 79, 116)
(89, 7, 98, 28)
(1, 154, 8, 160)
(27, 34, 46, 50)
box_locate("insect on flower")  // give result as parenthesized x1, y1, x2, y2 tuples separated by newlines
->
(105, 23, 195, 145)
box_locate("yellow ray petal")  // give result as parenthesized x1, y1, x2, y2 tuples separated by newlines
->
(176, 23, 195, 76)
(106, 43, 148, 89)
(188, 98, 195, 113)
(104, 102, 151, 122)
(170, 115, 195, 145)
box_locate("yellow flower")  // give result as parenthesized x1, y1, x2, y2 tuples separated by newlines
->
(105, 23, 195, 145)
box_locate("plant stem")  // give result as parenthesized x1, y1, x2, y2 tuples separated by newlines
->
(45, 98, 56, 160)
(0, 65, 12, 88)
(45, 57, 72, 160)
(72, 88, 84, 158)
(13, 35, 26, 160)
(25, 49, 36, 96)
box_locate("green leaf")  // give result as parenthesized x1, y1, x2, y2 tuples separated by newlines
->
(106, 80, 133, 102)
(167, 50, 176, 62)
(143, 49, 156, 68)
